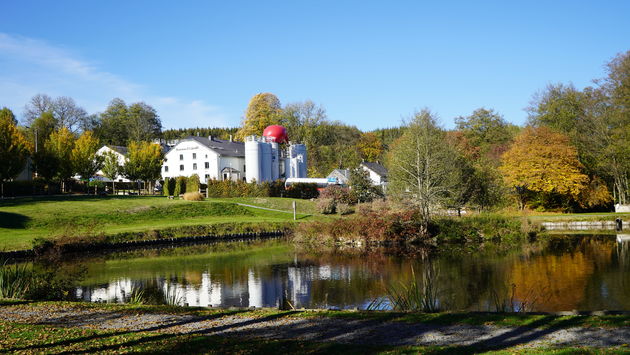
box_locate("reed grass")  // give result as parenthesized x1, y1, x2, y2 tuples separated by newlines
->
(0, 260, 32, 299)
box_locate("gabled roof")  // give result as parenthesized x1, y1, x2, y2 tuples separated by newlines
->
(327, 169, 350, 179)
(361, 161, 388, 177)
(107, 145, 128, 156)
(180, 136, 245, 157)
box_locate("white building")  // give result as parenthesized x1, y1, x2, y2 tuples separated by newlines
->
(360, 161, 388, 188)
(162, 135, 308, 184)
(162, 136, 246, 183)
(95, 145, 132, 182)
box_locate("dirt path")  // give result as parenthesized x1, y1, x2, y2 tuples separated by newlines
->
(1, 304, 629, 349)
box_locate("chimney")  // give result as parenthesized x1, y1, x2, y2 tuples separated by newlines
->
(229, 135, 233, 142)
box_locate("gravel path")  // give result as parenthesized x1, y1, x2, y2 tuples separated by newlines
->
(1, 304, 629, 349)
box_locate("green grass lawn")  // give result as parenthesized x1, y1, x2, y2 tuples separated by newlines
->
(0, 195, 320, 251)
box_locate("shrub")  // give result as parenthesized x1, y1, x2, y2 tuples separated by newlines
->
(285, 183, 319, 199)
(317, 198, 336, 214)
(183, 191, 205, 201)
(187, 174, 200, 193)
(163, 177, 171, 196)
(337, 203, 354, 215)
(174, 176, 187, 196)
(319, 185, 357, 205)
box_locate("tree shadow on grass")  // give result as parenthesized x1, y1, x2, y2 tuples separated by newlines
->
(0, 212, 30, 229)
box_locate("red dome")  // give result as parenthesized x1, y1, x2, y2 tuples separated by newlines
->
(263, 125, 288, 143)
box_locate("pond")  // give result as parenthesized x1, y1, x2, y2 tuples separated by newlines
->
(53, 234, 630, 312)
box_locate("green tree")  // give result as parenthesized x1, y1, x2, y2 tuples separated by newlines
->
(98, 98, 129, 146)
(101, 150, 121, 195)
(386, 109, 460, 235)
(45, 127, 76, 192)
(0, 108, 31, 197)
(186, 174, 200, 193)
(499, 126, 589, 210)
(235, 93, 282, 140)
(163, 177, 172, 196)
(124, 141, 164, 194)
(455, 108, 515, 161)
(127, 102, 162, 142)
(349, 168, 382, 203)
(72, 131, 103, 181)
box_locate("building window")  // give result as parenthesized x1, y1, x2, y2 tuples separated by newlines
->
(243, 164, 246, 172)
(205, 174, 210, 180)
(205, 162, 209, 169)
(164, 166, 169, 172)
(180, 165, 184, 171)
(193, 163, 197, 170)
(193, 153, 196, 159)
(179, 154, 183, 160)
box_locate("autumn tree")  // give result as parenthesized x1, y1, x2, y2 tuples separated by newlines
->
(387, 109, 460, 235)
(0, 108, 31, 197)
(101, 150, 121, 195)
(356, 132, 384, 162)
(45, 127, 76, 192)
(499, 126, 588, 210)
(235, 93, 282, 140)
(124, 141, 164, 194)
(72, 131, 103, 182)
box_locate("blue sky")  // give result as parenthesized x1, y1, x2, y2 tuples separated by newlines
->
(1, 1, 628, 130)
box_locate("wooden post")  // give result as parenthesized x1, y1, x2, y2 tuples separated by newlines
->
(293, 201, 297, 221)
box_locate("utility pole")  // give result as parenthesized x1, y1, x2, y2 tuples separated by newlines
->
(293, 201, 297, 221)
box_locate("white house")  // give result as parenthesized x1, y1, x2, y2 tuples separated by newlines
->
(360, 161, 388, 188)
(162, 136, 246, 183)
(95, 145, 131, 182)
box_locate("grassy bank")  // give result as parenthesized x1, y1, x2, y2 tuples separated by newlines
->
(0, 196, 320, 251)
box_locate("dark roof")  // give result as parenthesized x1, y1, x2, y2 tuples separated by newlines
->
(107, 145, 128, 156)
(187, 136, 244, 157)
(221, 167, 241, 173)
(361, 161, 388, 177)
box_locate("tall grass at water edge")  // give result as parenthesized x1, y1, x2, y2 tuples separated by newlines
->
(0, 260, 32, 299)
(369, 263, 441, 312)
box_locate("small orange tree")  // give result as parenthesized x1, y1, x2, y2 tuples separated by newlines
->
(500, 126, 588, 210)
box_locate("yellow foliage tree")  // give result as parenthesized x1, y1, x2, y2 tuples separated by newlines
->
(72, 131, 103, 180)
(235, 93, 282, 141)
(0, 108, 32, 197)
(499, 126, 588, 209)
(356, 132, 383, 162)
(45, 127, 76, 192)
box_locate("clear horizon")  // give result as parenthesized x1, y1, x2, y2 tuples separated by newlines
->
(1, 1, 628, 131)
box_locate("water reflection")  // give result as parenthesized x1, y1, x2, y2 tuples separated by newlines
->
(70, 236, 630, 312)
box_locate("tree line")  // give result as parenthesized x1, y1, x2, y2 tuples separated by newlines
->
(0, 50, 627, 211)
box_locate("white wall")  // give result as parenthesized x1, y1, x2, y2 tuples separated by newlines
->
(95, 146, 130, 182)
(162, 140, 245, 183)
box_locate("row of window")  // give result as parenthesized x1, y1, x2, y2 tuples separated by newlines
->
(164, 162, 211, 172)
(179, 153, 208, 160)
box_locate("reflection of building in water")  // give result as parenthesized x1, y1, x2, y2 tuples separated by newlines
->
(76, 278, 134, 303)
(617, 235, 630, 269)
(76, 263, 355, 308)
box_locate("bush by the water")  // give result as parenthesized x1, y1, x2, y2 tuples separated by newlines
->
(295, 208, 527, 246)
(183, 191, 205, 201)
(337, 203, 354, 215)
